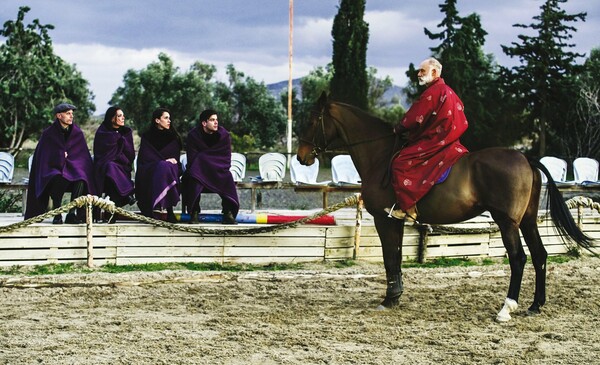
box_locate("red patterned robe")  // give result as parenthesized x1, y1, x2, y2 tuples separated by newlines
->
(391, 78, 468, 210)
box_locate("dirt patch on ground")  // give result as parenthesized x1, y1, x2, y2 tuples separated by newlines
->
(1, 257, 599, 364)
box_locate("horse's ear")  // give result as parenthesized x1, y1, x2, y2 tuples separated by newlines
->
(317, 91, 328, 107)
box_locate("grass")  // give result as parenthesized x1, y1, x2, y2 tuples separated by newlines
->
(0, 255, 581, 276)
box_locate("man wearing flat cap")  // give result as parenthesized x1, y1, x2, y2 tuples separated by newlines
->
(25, 102, 96, 224)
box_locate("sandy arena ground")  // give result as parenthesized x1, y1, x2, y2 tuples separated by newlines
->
(0, 257, 599, 365)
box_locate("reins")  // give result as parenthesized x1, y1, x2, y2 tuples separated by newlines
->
(303, 107, 395, 158)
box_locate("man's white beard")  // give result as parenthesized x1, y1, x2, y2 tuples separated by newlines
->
(418, 71, 434, 86)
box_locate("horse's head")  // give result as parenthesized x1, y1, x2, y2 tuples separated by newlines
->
(296, 92, 338, 166)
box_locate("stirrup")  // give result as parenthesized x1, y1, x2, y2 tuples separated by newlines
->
(385, 203, 406, 220)
(385, 203, 417, 223)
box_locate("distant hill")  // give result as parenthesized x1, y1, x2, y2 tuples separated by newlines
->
(267, 78, 410, 109)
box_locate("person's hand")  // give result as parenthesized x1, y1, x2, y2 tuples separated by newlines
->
(166, 158, 178, 164)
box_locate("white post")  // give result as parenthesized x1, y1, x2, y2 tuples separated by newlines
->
(286, 0, 294, 166)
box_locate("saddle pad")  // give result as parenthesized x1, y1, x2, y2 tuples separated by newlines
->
(436, 167, 451, 184)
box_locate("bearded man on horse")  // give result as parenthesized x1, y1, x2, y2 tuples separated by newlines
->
(387, 57, 469, 222)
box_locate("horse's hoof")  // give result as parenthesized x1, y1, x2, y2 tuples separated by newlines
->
(378, 296, 400, 309)
(496, 313, 511, 322)
(375, 304, 388, 311)
(526, 307, 541, 316)
(496, 298, 518, 322)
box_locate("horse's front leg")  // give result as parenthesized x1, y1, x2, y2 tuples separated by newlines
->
(373, 215, 405, 309)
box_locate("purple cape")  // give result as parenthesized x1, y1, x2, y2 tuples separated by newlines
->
(182, 126, 239, 215)
(135, 135, 181, 216)
(25, 120, 95, 219)
(93, 124, 135, 197)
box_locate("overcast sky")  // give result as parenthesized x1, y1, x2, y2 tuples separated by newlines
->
(1, 0, 598, 114)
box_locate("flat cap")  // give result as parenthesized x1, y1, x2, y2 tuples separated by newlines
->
(53, 103, 77, 114)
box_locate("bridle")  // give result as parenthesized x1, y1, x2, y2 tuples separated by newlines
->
(299, 107, 395, 159)
(297, 111, 329, 158)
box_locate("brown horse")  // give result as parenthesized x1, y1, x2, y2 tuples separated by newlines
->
(296, 93, 595, 322)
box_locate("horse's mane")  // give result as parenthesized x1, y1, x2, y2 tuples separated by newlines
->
(329, 101, 393, 131)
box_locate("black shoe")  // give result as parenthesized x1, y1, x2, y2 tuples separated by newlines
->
(52, 214, 63, 225)
(167, 212, 178, 223)
(126, 195, 137, 206)
(65, 212, 83, 224)
(222, 211, 237, 225)
(188, 210, 198, 224)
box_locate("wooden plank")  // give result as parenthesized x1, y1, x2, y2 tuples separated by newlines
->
(113, 224, 328, 238)
(224, 236, 325, 247)
(116, 246, 224, 258)
(115, 256, 222, 265)
(223, 246, 324, 257)
(115, 235, 225, 247)
(424, 233, 491, 246)
(224, 256, 322, 265)
(0, 237, 118, 249)
(0, 248, 114, 260)
(0, 258, 115, 267)
(324, 237, 355, 249)
(426, 243, 489, 258)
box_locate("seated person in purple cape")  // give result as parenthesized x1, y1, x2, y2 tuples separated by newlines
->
(135, 107, 182, 223)
(25, 103, 96, 224)
(182, 109, 239, 225)
(93, 106, 136, 220)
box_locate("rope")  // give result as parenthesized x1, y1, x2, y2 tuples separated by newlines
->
(413, 195, 599, 260)
(565, 196, 600, 213)
(0, 194, 362, 236)
(1, 193, 594, 239)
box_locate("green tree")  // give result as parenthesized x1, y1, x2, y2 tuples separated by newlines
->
(111, 56, 286, 150)
(561, 47, 600, 159)
(285, 64, 403, 137)
(367, 67, 405, 123)
(219, 65, 287, 149)
(407, 0, 519, 150)
(0, 6, 95, 155)
(501, 0, 586, 156)
(287, 65, 333, 136)
(110, 53, 215, 133)
(330, 0, 369, 109)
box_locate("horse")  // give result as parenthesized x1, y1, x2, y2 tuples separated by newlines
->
(296, 93, 595, 322)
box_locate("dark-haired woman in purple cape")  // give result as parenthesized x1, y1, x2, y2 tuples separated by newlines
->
(135, 107, 182, 222)
(182, 109, 239, 224)
(93, 106, 136, 222)
(25, 103, 96, 224)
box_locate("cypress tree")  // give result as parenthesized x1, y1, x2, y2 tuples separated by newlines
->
(330, 0, 369, 110)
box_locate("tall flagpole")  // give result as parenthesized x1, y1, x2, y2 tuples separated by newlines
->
(286, 0, 293, 164)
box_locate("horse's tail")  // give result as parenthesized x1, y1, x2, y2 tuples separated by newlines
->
(529, 158, 595, 251)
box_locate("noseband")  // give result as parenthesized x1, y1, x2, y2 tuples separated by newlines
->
(298, 111, 329, 158)
(299, 106, 396, 160)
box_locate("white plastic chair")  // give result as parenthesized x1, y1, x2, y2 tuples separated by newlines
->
(573, 157, 599, 185)
(230, 152, 246, 182)
(258, 153, 286, 182)
(290, 158, 330, 186)
(331, 155, 361, 186)
(539, 156, 570, 185)
(0, 152, 15, 183)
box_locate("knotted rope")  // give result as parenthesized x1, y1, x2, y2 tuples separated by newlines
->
(412, 196, 599, 263)
(0, 194, 362, 236)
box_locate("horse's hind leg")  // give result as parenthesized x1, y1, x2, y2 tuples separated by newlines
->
(520, 217, 548, 315)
